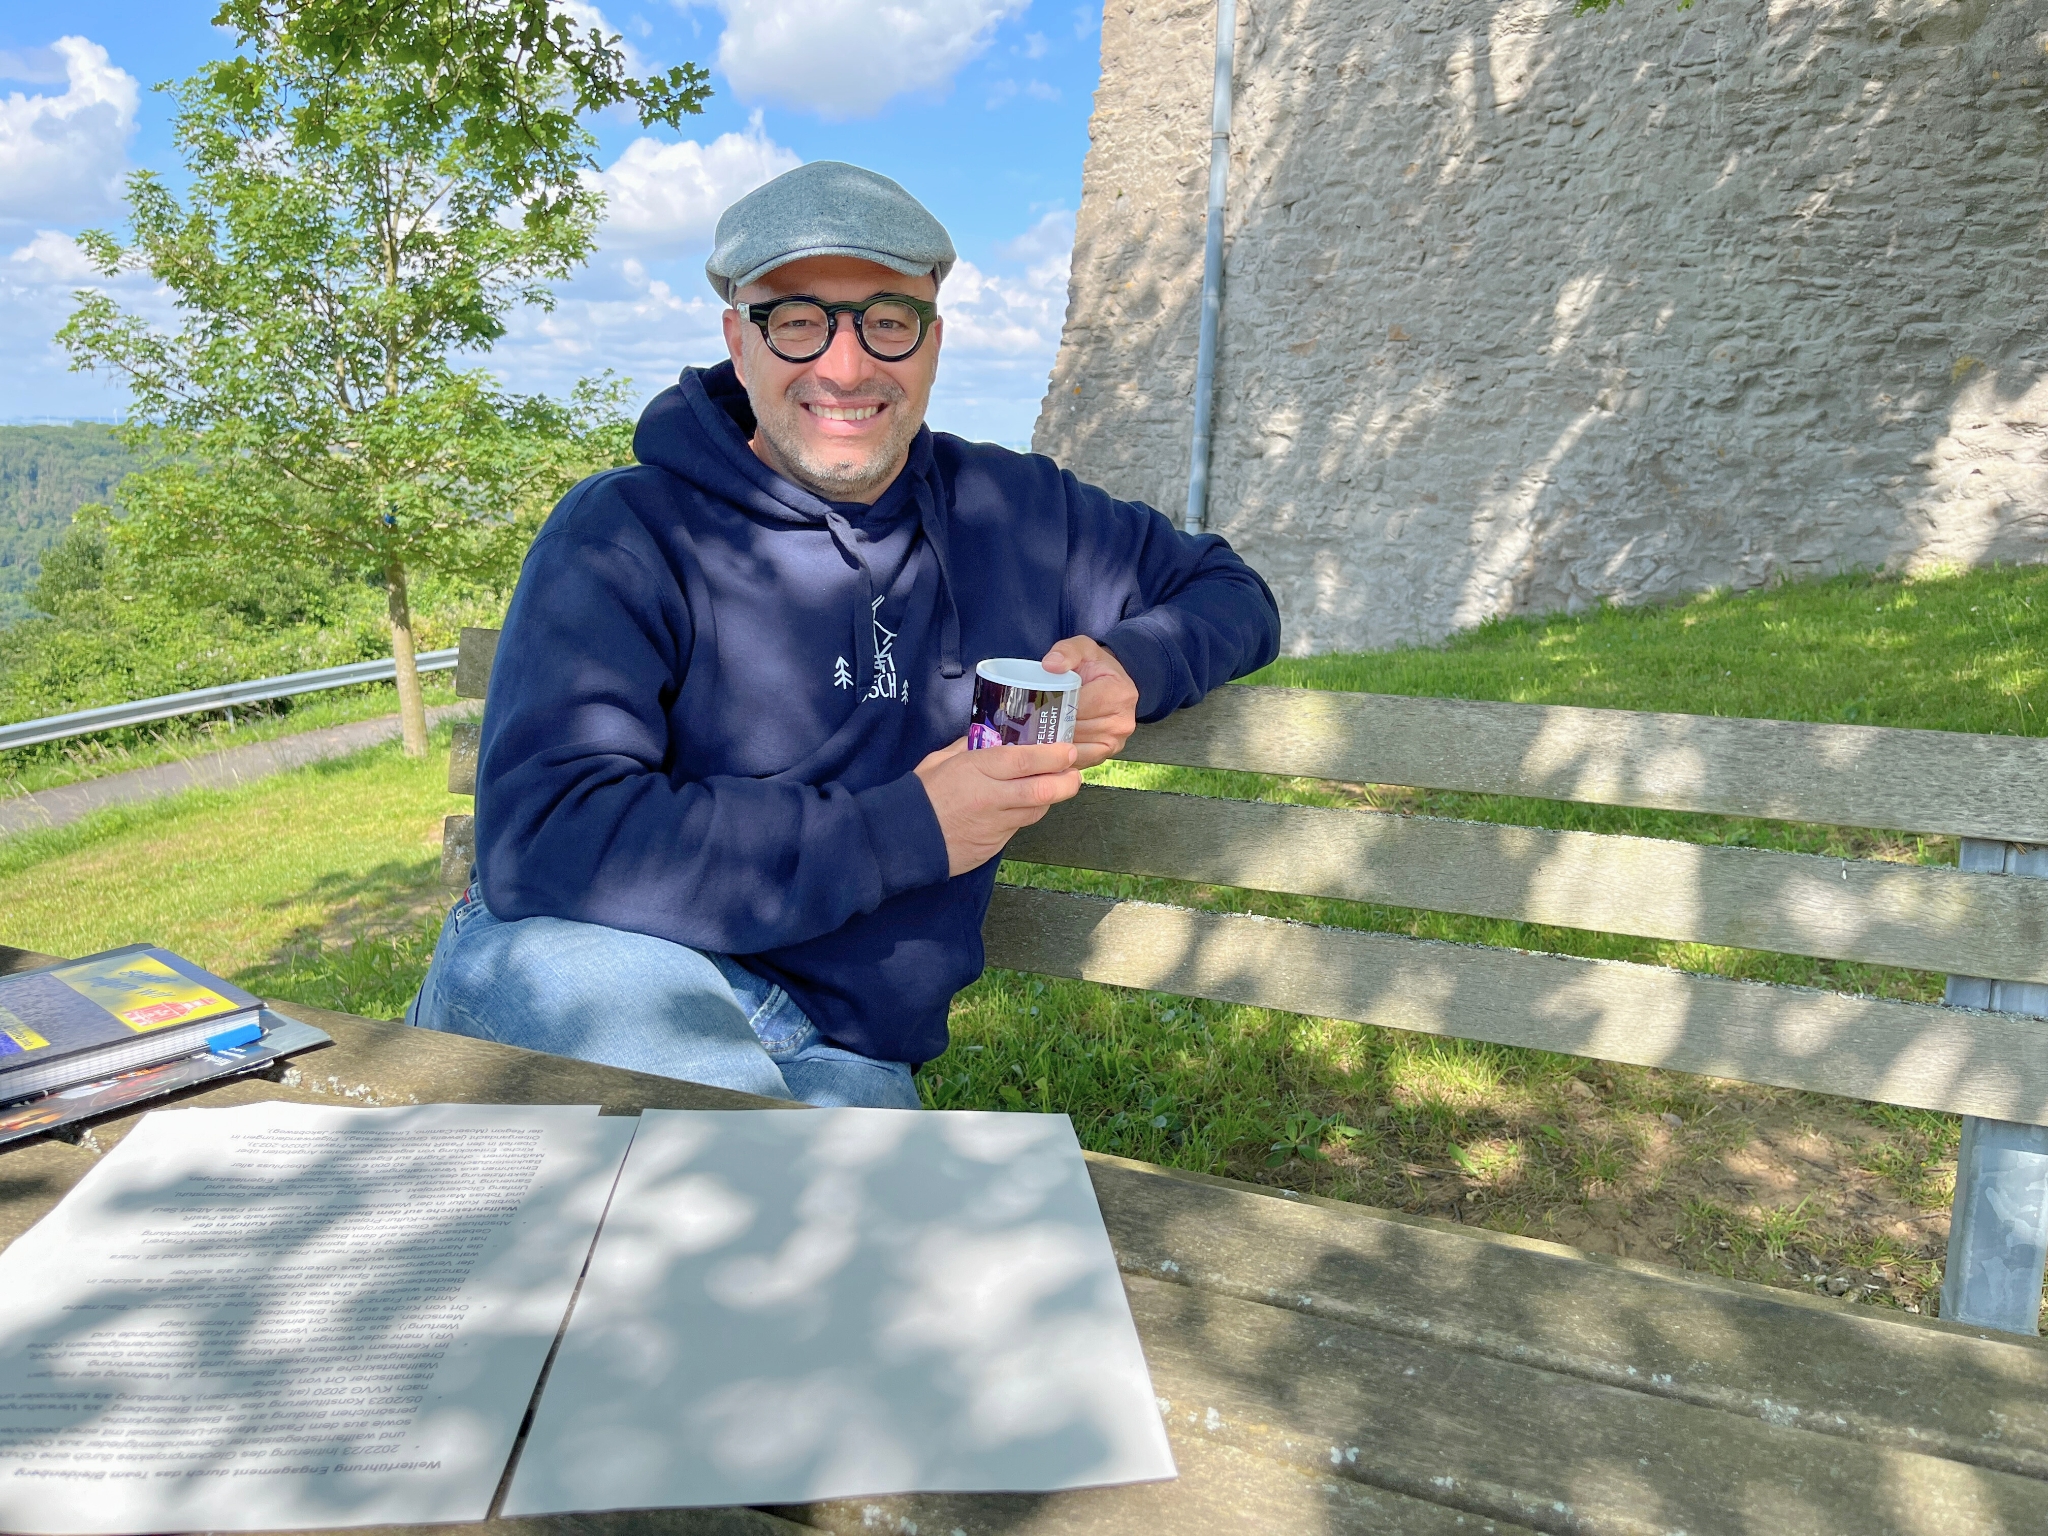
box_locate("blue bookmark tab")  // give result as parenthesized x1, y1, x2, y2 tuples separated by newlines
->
(205, 1021, 265, 1052)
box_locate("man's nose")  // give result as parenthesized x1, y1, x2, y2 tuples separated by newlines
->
(811, 312, 872, 385)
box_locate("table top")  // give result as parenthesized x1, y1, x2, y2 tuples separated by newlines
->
(5, 942, 2048, 1536)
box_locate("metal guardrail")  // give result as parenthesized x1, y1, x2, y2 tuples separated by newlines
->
(0, 649, 459, 751)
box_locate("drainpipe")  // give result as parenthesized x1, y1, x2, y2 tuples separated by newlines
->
(1183, 0, 1237, 535)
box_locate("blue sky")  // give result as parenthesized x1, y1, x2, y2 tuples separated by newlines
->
(0, 0, 1104, 445)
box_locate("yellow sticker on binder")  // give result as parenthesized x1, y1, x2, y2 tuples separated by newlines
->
(55, 955, 242, 1034)
(0, 1010, 46, 1052)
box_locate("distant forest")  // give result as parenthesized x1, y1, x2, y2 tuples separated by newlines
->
(0, 425, 133, 626)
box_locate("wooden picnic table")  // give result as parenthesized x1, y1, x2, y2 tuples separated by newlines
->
(5, 943, 2048, 1535)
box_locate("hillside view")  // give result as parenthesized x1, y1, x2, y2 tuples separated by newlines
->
(0, 425, 133, 627)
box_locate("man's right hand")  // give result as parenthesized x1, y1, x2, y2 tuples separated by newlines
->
(912, 738, 1081, 876)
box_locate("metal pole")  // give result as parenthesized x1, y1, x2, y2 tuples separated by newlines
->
(1941, 839, 2048, 1334)
(1184, 0, 1237, 536)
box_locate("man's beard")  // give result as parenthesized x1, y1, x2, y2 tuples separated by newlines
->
(753, 376, 920, 502)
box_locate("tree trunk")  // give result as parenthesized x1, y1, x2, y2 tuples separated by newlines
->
(386, 562, 429, 759)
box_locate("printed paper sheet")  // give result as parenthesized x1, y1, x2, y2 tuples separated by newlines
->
(504, 1107, 1175, 1514)
(0, 1100, 634, 1534)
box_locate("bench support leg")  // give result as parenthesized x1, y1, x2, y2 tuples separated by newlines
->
(1943, 1116, 2048, 1333)
(1941, 839, 2048, 1335)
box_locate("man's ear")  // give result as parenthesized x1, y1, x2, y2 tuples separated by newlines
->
(721, 307, 748, 387)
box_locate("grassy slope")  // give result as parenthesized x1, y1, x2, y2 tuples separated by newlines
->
(0, 725, 467, 1017)
(1264, 560, 2042, 735)
(1, 562, 2043, 1310)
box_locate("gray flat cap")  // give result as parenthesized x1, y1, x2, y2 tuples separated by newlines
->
(705, 161, 956, 303)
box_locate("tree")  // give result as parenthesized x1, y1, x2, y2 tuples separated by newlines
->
(60, 2, 707, 756)
(0, 425, 134, 627)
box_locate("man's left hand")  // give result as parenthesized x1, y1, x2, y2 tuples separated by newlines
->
(1042, 636, 1139, 770)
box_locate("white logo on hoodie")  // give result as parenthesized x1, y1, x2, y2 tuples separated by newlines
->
(864, 597, 906, 705)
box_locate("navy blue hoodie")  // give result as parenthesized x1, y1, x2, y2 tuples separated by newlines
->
(474, 361, 1280, 1065)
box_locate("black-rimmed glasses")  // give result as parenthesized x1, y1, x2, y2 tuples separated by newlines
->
(740, 294, 939, 364)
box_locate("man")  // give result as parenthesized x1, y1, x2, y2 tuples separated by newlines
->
(407, 161, 1281, 1107)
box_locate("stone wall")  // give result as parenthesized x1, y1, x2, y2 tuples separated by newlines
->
(1034, 0, 2048, 653)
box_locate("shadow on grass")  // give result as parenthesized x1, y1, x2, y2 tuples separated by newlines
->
(236, 858, 451, 1020)
(926, 959, 1965, 1314)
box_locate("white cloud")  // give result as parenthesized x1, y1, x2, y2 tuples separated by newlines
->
(941, 211, 1072, 356)
(0, 229, 168, 421)
(925, 208, 1074, 445)
(10, 229, 98, 284)
(0, 37, 138, 225)
(939, 258, 1049, 355)
(703, 0, 1030, 119)
(993, 206, 1077, 269)
(462, 251, 731, 406)
(589, 112, 801, 254)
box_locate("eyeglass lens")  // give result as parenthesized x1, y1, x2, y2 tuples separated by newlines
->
(764, 300, 924, 362)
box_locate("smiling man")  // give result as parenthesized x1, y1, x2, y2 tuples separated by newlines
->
(406, 161, 1281, 1106)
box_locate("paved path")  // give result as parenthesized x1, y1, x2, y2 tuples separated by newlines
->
(0, 702, 481, 837)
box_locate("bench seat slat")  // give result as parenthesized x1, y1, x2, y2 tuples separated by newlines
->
(984, 884, 2048, 1126)
(1005, 786, 2048, 983)
(1124, 686, 2048, 841)
(1119, 1274, 2048, 1535)
(1091, 1156, 2048, 1481)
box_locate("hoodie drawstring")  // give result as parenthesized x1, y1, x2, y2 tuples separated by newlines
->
(913, 478, 964, 679)
(822, 510, 879, 692)
(825, 478, 962, 694)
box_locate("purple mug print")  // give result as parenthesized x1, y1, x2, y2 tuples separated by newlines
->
(967, 659, 1081, 750)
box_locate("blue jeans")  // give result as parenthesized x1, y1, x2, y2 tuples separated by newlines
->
(405, 881, 922, 1110)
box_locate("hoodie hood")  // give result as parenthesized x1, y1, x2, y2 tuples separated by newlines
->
(634, 362, 962, 684)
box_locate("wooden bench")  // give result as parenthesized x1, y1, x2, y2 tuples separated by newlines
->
(444, 624, 2048, 1335)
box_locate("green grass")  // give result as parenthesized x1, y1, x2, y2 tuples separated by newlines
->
(1253, 560, 2044, 737)
(0, 723, 468, 1018)
(2, 561, 2043, 1311)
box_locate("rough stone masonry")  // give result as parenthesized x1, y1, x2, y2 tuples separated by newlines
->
(1034, 0, 2048, 653)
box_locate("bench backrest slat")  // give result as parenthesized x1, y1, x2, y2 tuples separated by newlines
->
(1124, 687, 2048, 842)
(1004, 786, 2048, 984)
(454, 627, 499, 701)
(985, 884, 2048, 1125)
(448, 722, 480, 798)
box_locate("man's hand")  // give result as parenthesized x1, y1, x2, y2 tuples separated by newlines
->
(914, 738, 1080, 876)
(1042, 636, 1139, 769)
